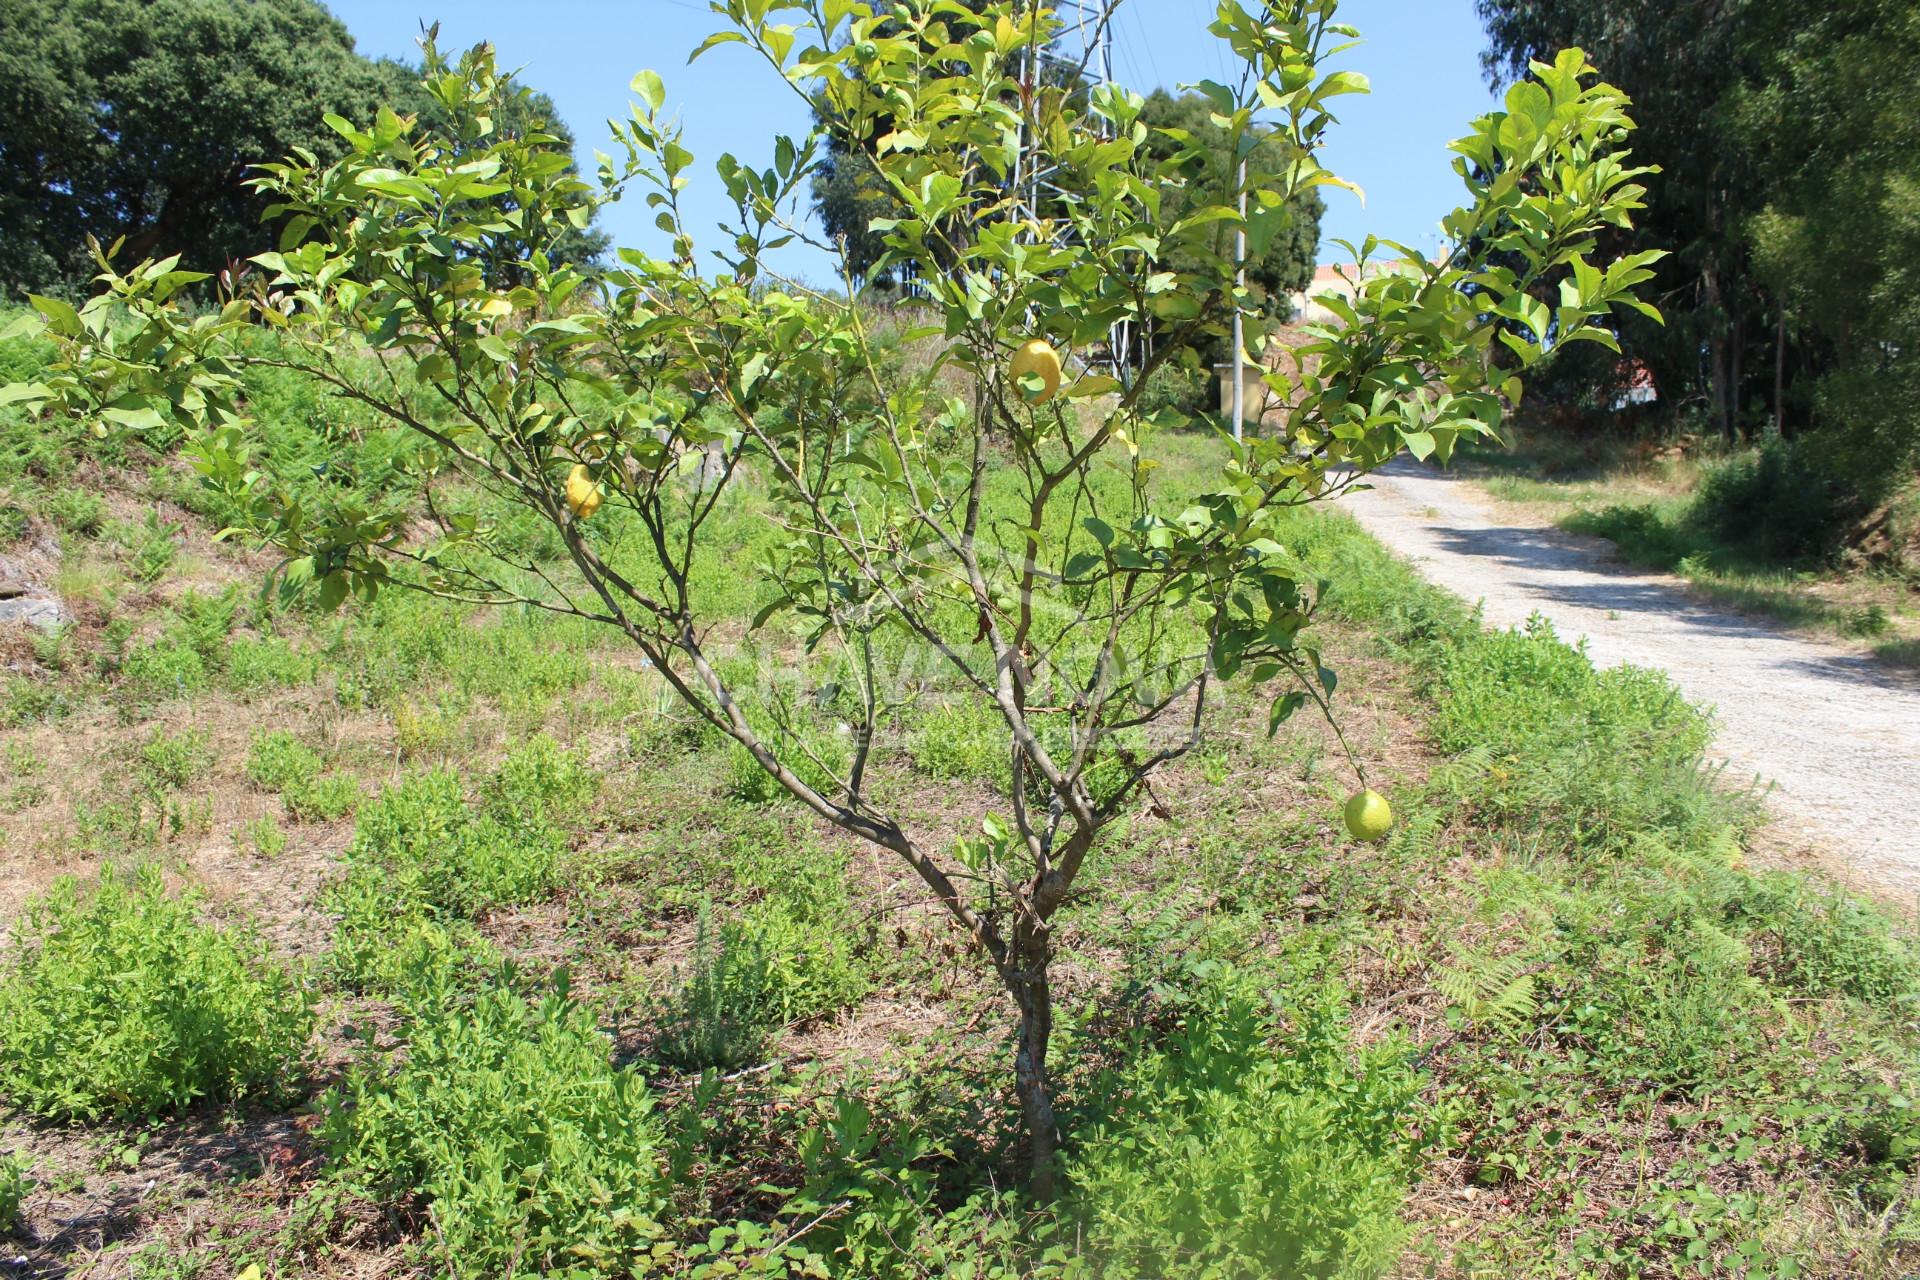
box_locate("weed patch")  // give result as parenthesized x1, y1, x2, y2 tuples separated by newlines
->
(322, 977, 672, 1275)
(0, 866, 312, 1121)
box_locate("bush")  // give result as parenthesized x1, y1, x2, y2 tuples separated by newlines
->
(328, 740, 591, 990)
(654, 910, 777, 1071)
(246, 729, 323, 792)
(656, 847, 870, 1071)
(247, 730, 356, 822)
(0, 866, 311, 1121)
(1430, 616, 1722, 850)
(1068, 970, 1419, 1279)
(1690, 435, 1846, 563)
(1133, 359, 1214, 421)
(724, 724, 849, 804)
(323, 979, 672, 1275)
(120, 640, 208, 698)
(137, 726, 212, 790)
(908, 699, 1005, 784)
(46, 488, 105, 535)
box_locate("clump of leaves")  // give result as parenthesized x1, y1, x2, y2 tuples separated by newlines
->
(0, 865, 312, 1121)
(322, 975, 672, 1275)
(1067, 966, 1422, 1278)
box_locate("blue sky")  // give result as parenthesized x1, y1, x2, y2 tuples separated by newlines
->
(321, 0, 1497, 283)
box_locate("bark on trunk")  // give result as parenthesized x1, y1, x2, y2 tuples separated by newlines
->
(1704, 266, 1732, 439)
(1729, 292, 1745, 434)
(1008, 912, 1058, 1199)
(1772, 310, 1787, 437)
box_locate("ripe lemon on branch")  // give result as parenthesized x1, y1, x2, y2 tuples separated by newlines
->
(1009, 339, 1062, 405)
(564, 463, 603, 519)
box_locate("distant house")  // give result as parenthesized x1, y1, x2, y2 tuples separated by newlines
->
(1287, 260, 1421, 325)
(1611, 359, 1657, 410)
(1214, 261, 1425, 426)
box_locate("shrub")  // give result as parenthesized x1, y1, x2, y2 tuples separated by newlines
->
(323, 979, 672, 1275)
(0, 866, 311, 1121)
(656, 867, 870, 1072)
(1068, 970, 1419, 1279)
(723, 723, 849, 804)
(247, 730, 357, 823)
(654, 909, 777, 1071)
(137, 726, 212, 790)
(285, 773, 359, 824)
(1132, 358, 1214, 421)
(1689, 435, 1845, 563)
(46, 488, 105, 535)
(1762, 890, 1920, 1004)
(1430, 616, 1723, 850)
(908, 699, 1005, 784)
(1562, 501, 1698, 570)
(328, 741, 589, 990)
(0, 1151, 23, 1234)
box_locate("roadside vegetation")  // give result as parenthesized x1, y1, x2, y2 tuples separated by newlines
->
(1455, 416, 1920, 664)
(4, 302, 1919, 1276)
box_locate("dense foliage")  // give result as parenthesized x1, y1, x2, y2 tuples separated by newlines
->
(0, 0, 604, 297)
(1477, 0, 1920, 509)
(0, 865, 312, 1121)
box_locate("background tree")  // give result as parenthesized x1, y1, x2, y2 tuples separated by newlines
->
(1476, 0, 1747, 428)
(1725, 0, 1920, 496)
(8, 3, 1659, 1199)
(0, 0, 605, 297)
(1477, 0, 1920, 512)
(1136, 87, 1324, 408)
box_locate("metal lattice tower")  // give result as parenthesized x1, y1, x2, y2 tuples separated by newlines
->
(1009, 2, 1132, 385)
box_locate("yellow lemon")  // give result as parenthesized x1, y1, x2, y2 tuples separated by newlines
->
(1009, 339, 1063, 405)
(564, 463, 603, 519)
(1342, 789, 1392, 842)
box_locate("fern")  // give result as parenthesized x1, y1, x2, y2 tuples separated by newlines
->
(1436, 949, 1540, 1034)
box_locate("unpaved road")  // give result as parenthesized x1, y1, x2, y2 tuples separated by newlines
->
(1346, 459, 1920, 900)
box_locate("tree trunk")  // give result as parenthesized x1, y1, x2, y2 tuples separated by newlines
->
(1703, 265, 1732, 439)
(1007, 911, 1058, 1199)
(1772, 310, 1787, 437)
(1729, 291, 1744, 436)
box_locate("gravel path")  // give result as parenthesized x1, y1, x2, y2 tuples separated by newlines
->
(1345, 458, 1920, 900)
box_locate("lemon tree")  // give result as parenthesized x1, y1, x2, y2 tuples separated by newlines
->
(4, 0, 1661, 1194)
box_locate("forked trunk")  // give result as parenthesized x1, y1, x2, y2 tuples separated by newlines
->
(1007, 912, 1058, 1199)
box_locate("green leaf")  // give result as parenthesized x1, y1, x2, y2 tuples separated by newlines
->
(317, 571, 349, 611)
(688, 31, 747, 62)
(99, 406, 167, 430)
(25, 294, 80, 337)
(1267, 691, 1306, 736)
(0, 382, 52, 406)
(631, 70, 667, 115)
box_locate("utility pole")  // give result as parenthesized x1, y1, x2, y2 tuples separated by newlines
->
(1231, 158, 1247, 442)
